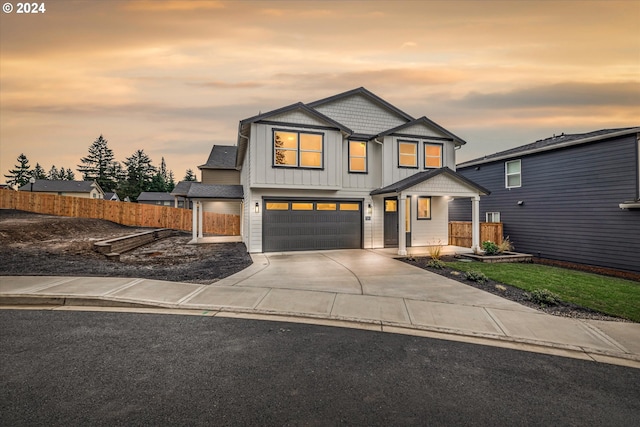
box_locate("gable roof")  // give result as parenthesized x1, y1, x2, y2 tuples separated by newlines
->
(137, 192, 174, 202)
(307, 87, 414, 122)
(170, 181, 193, 197)
(18, 179, 102, 193)
(199, 145, 238, 170)
(186, 183, 244, 199)
(376, 116, 468, 146)
(458, 127, 640, 168)
(370, 167, 490, 196)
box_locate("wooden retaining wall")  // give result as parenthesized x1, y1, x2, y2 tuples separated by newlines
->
(0, 190, 240, 236)
(448, 221, 504, 247)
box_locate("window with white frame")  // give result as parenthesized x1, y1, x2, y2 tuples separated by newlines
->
(505, 160, 521, 188)
(424, 143, 442, 168)
(398, 141, 418, 168)
(486, 212, 500, 222)
(273, 130, 323, 168)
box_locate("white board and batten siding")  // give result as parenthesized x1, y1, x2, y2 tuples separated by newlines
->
(249, 122, 343, 190)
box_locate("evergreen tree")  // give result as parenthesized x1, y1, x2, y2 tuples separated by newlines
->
(166, 170, 176, 192)
(31, 163, 47, 180)
(65, 168, 76, 180)
(122, 149, 156, 201)
(4, 153, 32, 187)
(148, 157, 170, 192)
(183, 169, 197, 182)
(77, 134, 117, 191)
(47, 165, 60, 180)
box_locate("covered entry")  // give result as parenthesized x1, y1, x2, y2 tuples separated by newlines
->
(263, 199, 362, 252)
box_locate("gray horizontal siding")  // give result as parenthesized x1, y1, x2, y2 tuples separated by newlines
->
(450, 134, 640, 273)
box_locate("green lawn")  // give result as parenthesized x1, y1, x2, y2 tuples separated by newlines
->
(445, 261, 640, 322)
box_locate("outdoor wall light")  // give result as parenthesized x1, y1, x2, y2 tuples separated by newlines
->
(255, 202, 260, 213)
(367, 203, 372, 215)
(517, 200, 524, 206)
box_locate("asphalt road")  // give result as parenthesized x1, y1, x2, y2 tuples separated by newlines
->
(1, 310, 639, 426)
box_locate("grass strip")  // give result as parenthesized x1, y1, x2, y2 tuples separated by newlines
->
(445, 261, 640, 322)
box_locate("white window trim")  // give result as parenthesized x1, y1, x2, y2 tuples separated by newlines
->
(505, 159, 522, 188)
(486, 212, 500, 222)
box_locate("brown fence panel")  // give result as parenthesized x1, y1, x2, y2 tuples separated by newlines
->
(448, 221, 504, 247)
(1, 190, 241, 236)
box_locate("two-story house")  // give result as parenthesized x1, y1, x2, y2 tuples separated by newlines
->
(449, 127, 640, 274)
(189, 87, 487, 255)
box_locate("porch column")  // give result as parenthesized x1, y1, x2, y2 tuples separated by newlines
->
(198, 201, 204, 238)
(192, 201, 198, 241)
(398, 193, 407, 256)
(472, 195, 480, 252)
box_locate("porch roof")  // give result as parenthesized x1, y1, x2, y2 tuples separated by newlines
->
(369, 167, 490, 196)
(186, 183, 244, 199)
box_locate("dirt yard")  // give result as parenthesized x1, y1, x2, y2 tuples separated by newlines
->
(0, 209, 252, 284)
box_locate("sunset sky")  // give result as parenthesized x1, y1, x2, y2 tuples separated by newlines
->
(1, 0, 639, 183)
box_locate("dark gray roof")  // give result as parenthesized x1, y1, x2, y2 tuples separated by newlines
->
(370, 167, 490, 196)
(18, 179, 101, 193)
(199, 145, 238, 170)
(458, 127, 640, 168)
(137, 192, 174, 202)
(307, 87, 415, 122)
(170, 181, 193, 197)
(186, 183, 244, 199)
(376, 116, 468, 146)
(104, 192, 119, 201)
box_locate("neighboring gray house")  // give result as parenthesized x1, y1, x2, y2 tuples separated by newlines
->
(449, 127, 640, 274)
(170, 181, 194, 209)
(18, 179, 104, 199)
(104, 192, 120, 201)
(137, 192, 175, 206)
(190, 87, 488, 254)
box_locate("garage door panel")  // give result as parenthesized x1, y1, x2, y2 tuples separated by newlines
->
(263, 200, 362, 252)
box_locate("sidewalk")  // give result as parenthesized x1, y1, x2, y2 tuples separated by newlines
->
(1, 249, 639, 368)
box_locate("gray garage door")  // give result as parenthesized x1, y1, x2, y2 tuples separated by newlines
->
(263, 200, 362, 252)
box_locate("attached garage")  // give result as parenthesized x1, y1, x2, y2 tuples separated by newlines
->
(262, 199, 362, 252)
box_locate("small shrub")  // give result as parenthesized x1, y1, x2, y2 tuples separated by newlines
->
(427, 259, 446, 269)
(428, 240, 444, 260)
(464, 270, 488, 283)
(498, 236, 514, 253)
(482, 241, 500, 256)
(527, 289, 561, 306)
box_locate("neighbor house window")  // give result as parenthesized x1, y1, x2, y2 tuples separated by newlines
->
(417, 197, 431, 220)
(424, 143, 442, 168)
(398, 141, 418, 168)
(505, 160, 521, 188)
(274, 130, 323, 169)
(486, 212, 501, 222)
(349, 141, 367, 173)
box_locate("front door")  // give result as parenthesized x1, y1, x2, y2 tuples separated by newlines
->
(384, 197, 411, 248)
(383, 198, 398, 247)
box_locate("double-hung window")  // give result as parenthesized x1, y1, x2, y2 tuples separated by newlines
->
(424, 143, 442, 168)
(398, 141, 418, 168)
(505, 160, 521, 188)
(349, 141, 367, 173)
(273, 130, 323, 169)
(486, 212, 501, 222)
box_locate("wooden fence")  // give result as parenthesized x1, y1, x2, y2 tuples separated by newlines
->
(0, 190, 240, 236)
(448, 221, 503, 247)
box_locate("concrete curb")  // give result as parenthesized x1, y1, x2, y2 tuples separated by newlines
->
(2, 294, 639, 369)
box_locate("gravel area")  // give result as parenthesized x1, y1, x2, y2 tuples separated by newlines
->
(403, 256, 632, 322)
(0, 209, 252, 284)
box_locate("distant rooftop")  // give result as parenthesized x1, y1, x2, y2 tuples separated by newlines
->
(18, 179, 100, 193)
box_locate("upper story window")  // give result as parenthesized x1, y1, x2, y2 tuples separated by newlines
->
(274, 130, 323, 169)
(505, 159, 522, 188)
(398, 141, 418, 168)
(424, 143, 442, 168)
(349, 141, 367, 173)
